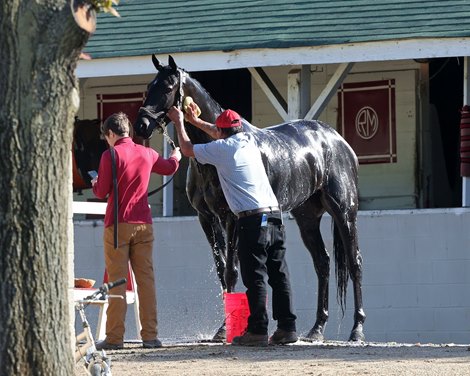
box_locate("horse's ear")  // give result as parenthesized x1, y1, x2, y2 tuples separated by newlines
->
(168, 55, 178, 71)
(152, 54, 163, 71)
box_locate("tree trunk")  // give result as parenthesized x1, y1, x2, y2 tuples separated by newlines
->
(0, 1, 89, 374)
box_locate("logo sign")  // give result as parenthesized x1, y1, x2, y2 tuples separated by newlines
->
(338, 80, 397, 164)
(355, 106, 378, 140)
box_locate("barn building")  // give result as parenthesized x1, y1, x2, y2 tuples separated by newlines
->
(73, 1, 470, 344)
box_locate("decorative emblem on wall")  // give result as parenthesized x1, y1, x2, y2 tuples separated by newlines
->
(338, 80, 397, 164)
(355, 106, 378, 140)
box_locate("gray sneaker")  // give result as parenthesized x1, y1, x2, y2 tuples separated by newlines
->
(142, 339, 162, 348)
(269, 329, 298, 345)
(231, 332, 268, 346)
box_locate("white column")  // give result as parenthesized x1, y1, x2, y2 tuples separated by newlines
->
(288, 66, 311, 120)
(287, 69, 301, 120)
(300, 65, 311, 118)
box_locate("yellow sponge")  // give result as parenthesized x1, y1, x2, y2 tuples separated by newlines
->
(183, 96, 201, 120)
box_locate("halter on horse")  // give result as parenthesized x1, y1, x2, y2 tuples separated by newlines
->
(134, 56, 366, 342)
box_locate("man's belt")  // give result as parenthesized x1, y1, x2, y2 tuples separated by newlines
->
(237, 206, 280, 218)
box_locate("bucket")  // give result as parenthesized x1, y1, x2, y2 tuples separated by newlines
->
(224, 292, 250, 343)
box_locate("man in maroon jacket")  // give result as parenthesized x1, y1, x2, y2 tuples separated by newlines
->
(92, 112, 181, 349)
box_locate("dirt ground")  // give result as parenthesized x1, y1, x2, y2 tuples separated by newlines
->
(76, 340, 470, 375)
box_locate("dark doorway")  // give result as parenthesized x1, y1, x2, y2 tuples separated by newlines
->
(192, 68, 252, 121)
(429, 57, 463, 207)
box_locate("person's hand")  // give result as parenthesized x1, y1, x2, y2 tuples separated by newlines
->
(91, 176, 98, 186)
(185, 102, 202, 125)
(167, 106, 184, 128)
(170, 146, 182, 161)
(184, 102, 201, 125)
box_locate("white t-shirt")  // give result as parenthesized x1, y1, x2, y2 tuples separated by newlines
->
(193, 132, 278, 215)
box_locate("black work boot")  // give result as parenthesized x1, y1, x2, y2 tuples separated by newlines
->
(268, 328, 298, 345)
(231, 332, 268, 346)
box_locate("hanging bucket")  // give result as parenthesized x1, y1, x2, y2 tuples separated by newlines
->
(224, 292, 250, 343)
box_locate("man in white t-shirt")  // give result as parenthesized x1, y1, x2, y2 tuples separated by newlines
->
(168, 105, 297, 346)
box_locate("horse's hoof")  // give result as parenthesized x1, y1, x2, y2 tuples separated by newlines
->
(302, 328, 324, 342)
(348, 329, 365, 342)
(212, 327, 226, 342)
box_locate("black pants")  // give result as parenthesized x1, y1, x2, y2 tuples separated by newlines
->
(237, 212, 297, 335)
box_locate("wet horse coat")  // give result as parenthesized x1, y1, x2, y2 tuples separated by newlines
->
(134, 56, 365, 341)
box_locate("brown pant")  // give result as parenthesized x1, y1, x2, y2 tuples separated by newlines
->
(103, 223, 157, 343)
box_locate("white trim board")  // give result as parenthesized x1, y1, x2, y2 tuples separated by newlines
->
(77, 38, 470, 78)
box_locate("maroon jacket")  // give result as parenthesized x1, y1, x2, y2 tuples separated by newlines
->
(93, 137, 179, 227)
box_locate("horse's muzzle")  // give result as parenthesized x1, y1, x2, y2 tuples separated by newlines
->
(134, 116, 155, 139)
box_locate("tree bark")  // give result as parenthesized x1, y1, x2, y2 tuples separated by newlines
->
(0, 1, 89, 374)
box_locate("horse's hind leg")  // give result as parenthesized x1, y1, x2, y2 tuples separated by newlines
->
(336, 220, 365, 341)
(348, 236, 365, 341)
(291, 198, 330, 342)
(322, 189, 366, 342)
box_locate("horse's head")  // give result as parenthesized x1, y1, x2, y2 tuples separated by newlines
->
(133, 55, 186, 139)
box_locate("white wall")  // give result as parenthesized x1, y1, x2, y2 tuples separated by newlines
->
(74, 208, 470, 344)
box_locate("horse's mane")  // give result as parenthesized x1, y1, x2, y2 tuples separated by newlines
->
(186, 74, 223, 118)
(183, 74, 225, 144)
(185, 73, 263, 138)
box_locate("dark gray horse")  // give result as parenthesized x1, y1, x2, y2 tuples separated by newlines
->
(134, 56, 365, 342)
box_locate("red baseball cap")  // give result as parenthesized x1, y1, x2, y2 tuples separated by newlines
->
(215, 109, 242, 128)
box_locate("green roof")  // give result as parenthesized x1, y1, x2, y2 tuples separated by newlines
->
(85, 0, 470, 59)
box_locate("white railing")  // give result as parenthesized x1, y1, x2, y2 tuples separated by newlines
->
(72, 201, 107, 215)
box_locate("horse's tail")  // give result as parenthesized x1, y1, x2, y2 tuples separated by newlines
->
(333, 222, 348, 317)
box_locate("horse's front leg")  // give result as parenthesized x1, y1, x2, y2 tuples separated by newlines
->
(210, 214, 238, 342)
(197, 212, 227, 290)
(187, 164, 229, 291)
(223, 214, 239, 292)
(191, 211, 228, 342)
